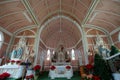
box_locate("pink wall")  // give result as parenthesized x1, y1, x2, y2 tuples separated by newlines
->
(111, 31, 120, 49)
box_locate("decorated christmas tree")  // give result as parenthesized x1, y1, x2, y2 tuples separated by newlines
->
(110, 45, 119, 56)
(93, 54, 113, 80)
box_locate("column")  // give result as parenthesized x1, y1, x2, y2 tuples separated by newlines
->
(81, 27, 89, 65)
(33, 28, 40, 66)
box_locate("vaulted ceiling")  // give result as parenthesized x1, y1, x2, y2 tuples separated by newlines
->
(0, 0, 120, 49)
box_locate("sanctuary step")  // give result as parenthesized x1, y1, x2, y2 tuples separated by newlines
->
(40, 71, 81, 80)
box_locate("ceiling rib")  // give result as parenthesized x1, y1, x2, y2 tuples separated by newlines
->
(6, 20, 26, 29)
(94, 10, 120, 17)
(36, 3, 85, 22)
(94, 18, 118, 28)
(0, 0, 19, 4)
(81, 0, 100, 25)
(110, 27, 120, 35)
(21, 0, 40, 25)
(40, 10, 81, 26)
(85, 24, 109, 34)
(14, 25, 36, 35)
(45, 0, 50, 13)
(77, 0, 88, 9)
(72, 0, 76, 14)
(0, 11, 23, 19)
(0, 26, 12, 36)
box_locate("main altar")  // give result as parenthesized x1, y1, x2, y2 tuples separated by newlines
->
(49, 45, 73, 79)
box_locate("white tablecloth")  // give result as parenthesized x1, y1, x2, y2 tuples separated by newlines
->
(49, 65, 73, 79)
(0, 64, 25, 79)
(112, 73, 120, 80)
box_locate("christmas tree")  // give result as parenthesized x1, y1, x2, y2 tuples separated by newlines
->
(110, 45, 119, 56)
(94, 54, 113, 80)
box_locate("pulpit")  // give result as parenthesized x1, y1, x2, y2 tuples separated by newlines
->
(49, 63, 73, 79)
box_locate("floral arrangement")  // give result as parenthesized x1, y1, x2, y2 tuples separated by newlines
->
(50, 65, 56, 70)
(26, 74, 34, 80)
(11, 60, 15, 63)
(84, 64, 94, 74)
(33, 65, 41, 80)
(66, 65, 71, 70)
(34, 65, 41, 71)
(85, 64, 93, 70)
(16, 60, 21, 64)
(93, 76, 100, 80)
(10, 60, 15, 64)
(0, 72, 10, 79)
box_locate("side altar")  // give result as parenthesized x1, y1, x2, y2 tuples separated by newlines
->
(49, 45, 73, 79)
(0, 35, 34, 79)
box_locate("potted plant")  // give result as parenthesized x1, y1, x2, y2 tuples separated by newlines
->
(33, 65, 41, 80)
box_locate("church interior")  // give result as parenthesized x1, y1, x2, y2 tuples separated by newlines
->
(0, 0, 120, 80)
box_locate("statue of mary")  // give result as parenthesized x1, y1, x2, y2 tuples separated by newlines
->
(10, 45, 23, 60)
(10, 36, 26, 60)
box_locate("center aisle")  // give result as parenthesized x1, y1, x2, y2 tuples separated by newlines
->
(39, 71, 81, 80)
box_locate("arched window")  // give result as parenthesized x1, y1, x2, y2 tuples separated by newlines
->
(71, 49, 75, 60)
(0, 31, 4, 49)
(47, 49, 50, 60)
(118, 32, 120, 42)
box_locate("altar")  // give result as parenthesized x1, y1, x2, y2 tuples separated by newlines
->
(0, 64, 25, 79)
(49, 65, 73, 79)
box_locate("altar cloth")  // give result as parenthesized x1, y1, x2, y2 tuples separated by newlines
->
(0, 64, 25, 79)
(49, 65, 73, 79)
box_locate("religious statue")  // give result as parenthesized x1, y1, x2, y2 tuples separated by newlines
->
(10, 45, 23, 60)
(94, 33, 110, 58)
(10, 36, 28, 60)
(52, 45, 70, 62)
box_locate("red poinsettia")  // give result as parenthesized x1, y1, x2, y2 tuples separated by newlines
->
(66, 65, 71, 70)
(16, 60, 21, 64)
(11, 60, 15, 63)
(93, 76, 100, 80)
(50, 65, 56, 70)
(85, 64, 93, 70)
(26, 74, 34, 79)
(0, 72, 10, 79)
(34, 65, 41, 71)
